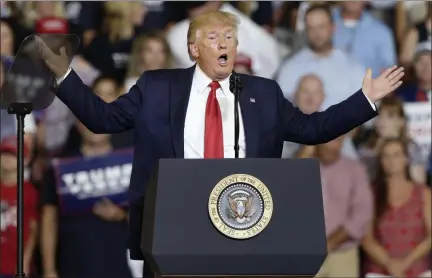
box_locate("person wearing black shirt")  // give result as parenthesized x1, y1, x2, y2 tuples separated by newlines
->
(39, 123, 132, 278)
(82, 2, 140, 83)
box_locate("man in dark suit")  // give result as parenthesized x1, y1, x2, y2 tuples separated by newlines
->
(38, 9, 404, 277)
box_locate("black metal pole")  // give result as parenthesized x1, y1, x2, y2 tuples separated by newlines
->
(7, 103, 32, 278)
(15, 114, 25, 278)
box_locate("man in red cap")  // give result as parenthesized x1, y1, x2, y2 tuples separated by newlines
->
(0, 136, 39, 277)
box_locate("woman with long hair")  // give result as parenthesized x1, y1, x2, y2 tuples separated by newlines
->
(124, 32, 173, 92)
(83, 2, 145, 83)
(358, 95, 426, 183)
(362, 138, 431, 278)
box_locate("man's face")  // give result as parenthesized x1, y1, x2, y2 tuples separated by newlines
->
(340, 1, 366, 15)
(414, 53, 431, 84)
(192, 24, 237, 80)
(294, 76, 325, 114)
(305, 10, 333, 52)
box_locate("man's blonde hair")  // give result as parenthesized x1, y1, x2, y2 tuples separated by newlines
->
(187, 11, 239, 61)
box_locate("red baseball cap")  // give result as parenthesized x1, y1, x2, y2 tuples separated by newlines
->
(234, 53, 253, 70)
(35, 17, 69, 34)
(0, 136, 30, 159)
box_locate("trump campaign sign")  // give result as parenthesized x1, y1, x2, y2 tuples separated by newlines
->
(52, 149, 133, 214)
(404, 102, 431, 160)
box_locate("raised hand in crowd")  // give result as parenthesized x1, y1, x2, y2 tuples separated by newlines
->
(362, 66, 404, 102)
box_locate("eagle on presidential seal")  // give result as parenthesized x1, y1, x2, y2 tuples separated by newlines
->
(225, 189, 257, 224)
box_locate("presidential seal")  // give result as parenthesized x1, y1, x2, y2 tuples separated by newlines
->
(208, 174, 273, 239)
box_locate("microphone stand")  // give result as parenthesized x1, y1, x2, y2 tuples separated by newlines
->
(7, 102, 33, 278)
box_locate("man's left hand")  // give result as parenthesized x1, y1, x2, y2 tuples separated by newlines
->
(362, 65, 405, 102)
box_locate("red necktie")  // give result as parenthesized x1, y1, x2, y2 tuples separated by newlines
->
(204, 81, 224, 158)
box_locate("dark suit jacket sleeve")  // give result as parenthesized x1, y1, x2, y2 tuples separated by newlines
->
(276, 81, 377, 145)
(56, 70, 144, 133)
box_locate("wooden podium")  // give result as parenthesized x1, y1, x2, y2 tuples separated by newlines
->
(141, 159, 327, 277)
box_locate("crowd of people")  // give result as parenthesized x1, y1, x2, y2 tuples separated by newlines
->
(0, 1, 431, 278)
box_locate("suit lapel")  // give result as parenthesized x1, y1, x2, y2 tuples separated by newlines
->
(238, 75, 260, 158)
(169, 65, 195, 158)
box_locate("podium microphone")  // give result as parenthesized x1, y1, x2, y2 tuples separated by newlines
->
(229, 72, 242, 159)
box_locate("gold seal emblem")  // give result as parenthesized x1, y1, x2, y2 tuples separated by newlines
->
(208, 174, 273, 239)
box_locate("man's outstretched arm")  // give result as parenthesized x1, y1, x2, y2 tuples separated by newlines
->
(38, 36, 143, 134)
(279, 84, 377, 145)
(55, 69, 143, 134)
(279, 66, 404, 144)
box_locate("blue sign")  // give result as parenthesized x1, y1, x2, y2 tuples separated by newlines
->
(52, 149, 133, 214)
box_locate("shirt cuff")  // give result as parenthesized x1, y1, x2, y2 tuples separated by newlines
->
(363, 91, 377, 111)
(56, 67, 72, 85)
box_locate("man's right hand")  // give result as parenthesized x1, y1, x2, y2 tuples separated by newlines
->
(35, 36, 70, 80)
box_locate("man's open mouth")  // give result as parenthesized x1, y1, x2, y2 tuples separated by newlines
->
(218, 54, 228, 66)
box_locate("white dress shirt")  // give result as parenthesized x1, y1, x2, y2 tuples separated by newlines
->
(184, 66, 246, 158)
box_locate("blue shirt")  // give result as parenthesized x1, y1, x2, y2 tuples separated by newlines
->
(332, 8, 396, 78)
(276, 48, 365, 110)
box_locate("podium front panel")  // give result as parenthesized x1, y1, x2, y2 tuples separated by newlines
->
(142, 159, 326, 276)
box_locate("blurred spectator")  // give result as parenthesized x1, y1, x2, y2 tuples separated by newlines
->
(63, 2, 105, 47)
(69, 55, 101, 86)
(363, 138, 431, 278)
(358, 95, 426, 183)
(166, 1, 281, 79)
(0, 56, 37, 162)
(137, 1, 170, 31)
(230, 1, 274, 32)
(0, 1, 13, 18)
(285, 74, 359, 161)
(1, 136, 39, 277)
(397, 42, 431, 102)
(21, 1, 83, 40)
(34, 96, 75, 155)
(0, 3, 33, 54)
(40, 122, 131, 278)
(277, 3, 365, 110)
(399, 2, 431, 66)
(283, 74, 324, 158)
(124, 32, 173, 92)
(0, 21, 14, 57)
(82, 2, 140, 83)
(315, 136, 372, 277)
(332, 1, 397, 78)
(63, 76, 134, 152)
(428, 151, 432, 187)
(233, 53, 254, 75)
